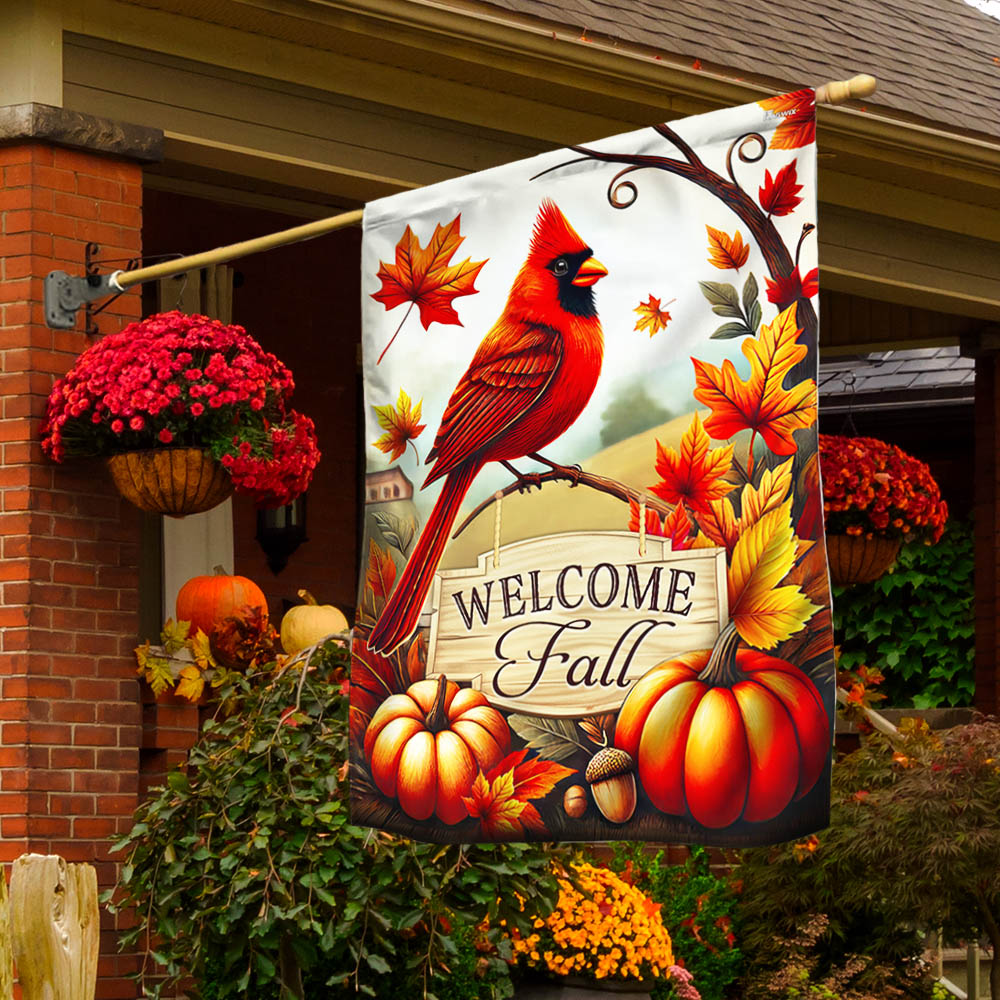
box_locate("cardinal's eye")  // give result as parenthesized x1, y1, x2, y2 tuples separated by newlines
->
(552, 258, 569, 276)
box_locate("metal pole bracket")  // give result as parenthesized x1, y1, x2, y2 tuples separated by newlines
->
(44, 270, 122, 331)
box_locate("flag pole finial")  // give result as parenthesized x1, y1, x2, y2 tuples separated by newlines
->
(815, 74, 877, 105)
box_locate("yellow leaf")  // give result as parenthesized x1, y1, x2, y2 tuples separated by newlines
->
(143, 655, 175, 696)
(740, 458, 794, 530)
(698, 497, 739, 552)
(729, 500, 818, 648)
(633, 294, 673, 337)
(687, 531, 718, 549)
(706, 226, 750, 270)
(732, 586, 818, 650)
(175, 664, 205, 702)
(189, 628, 216, 670)
(161, 617, 190, 654)
(728, 500, 796, 615)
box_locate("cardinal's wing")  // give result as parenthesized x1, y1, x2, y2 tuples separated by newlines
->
(423, 319, 561, 485)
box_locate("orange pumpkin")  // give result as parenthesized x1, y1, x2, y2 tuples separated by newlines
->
(175, 565, 268, 637)
(614, 624, 829, 829)
(364, 676, 510, 824)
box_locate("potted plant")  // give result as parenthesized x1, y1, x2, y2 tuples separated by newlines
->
(40, 311, 320, 515)
(818, 434, 947, 584)
(509, 861, 683, 997)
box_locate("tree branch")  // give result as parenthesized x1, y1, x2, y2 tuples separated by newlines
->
(451, 461, 674, 539)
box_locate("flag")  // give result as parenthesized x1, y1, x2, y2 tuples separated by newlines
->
(351, 90, 833, 845)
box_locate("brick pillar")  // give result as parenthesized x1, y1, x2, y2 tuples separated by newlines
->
(0, 130, 157, 997)
(974, 352, 1000, 715)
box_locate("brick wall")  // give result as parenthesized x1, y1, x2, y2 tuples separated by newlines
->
(0, 141, 146, 997)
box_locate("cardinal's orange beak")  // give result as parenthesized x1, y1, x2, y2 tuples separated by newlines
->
(572, 257, 608, 287)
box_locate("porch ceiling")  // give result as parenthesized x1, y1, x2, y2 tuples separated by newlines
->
(48, 0, 1000, 345)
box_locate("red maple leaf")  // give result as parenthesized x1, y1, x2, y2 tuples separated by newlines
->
(365, 539, 397, 601)
(649, 413, 735, 516)
(764, 266, 818, 310)
(662, 501, 694, 550)
(758, 161, 803, 217)
(371, 215, 487, 363)
(462, 749, 575, 839)
(628, 498, 664, 538)
(758, 89, 816, 150)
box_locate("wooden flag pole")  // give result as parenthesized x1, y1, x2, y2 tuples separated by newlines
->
(44, 73, 876, 328)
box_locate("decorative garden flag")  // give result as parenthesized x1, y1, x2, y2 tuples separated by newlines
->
(352, 90, 834, 846)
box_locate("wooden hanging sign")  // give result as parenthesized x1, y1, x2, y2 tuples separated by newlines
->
(425, 532, 728, 716)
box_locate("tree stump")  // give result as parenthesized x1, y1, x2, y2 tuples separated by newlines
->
(9, 854, 99, 1000)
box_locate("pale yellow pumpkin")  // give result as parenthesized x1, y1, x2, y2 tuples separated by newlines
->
(280, 589, 349, 654)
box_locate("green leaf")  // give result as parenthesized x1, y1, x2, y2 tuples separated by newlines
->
(742, 271, 759, 316)
(508, 714, 580, 761)
(711, 322, 754, 340)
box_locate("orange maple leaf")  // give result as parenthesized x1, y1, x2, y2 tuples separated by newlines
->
(628, 498, 664, 538)
(462, 749, 575, 839)
(697, 497, 739, 553)
(371, 215, 487, 362)
(758, 160, 803, 217)
(691, 302, 817, 474)
(649, 413, 735, 516)
(662, 501, 693, 551)
(633, 294, 674, 337)
(758, 89, 816, 150)
(366, 539, 397, 601)
(706, 226, 749, 270)
(373, 388, 426, 463)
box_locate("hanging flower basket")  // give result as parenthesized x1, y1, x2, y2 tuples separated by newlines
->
(40, 312, 321, 515)
(819, 434, 947, 586)
(107, 448, 233, 518)
(825, 532, 902, 586)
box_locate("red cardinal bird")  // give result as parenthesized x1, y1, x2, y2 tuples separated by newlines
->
(367, 200, 607, 655)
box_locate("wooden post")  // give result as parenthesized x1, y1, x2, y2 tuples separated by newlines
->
(9, 854, 99, 1000)
(0, 873, 11, 1000)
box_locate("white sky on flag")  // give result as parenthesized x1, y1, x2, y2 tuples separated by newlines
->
(362, 99, 818, 522)
(965, 0, 1000, 17)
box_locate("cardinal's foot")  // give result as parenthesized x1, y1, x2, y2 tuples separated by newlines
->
(501, 461, 542, 493)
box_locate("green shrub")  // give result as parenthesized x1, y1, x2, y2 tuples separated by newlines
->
(108, 640, 564, 999)
(607, 843, 741, 1000)
(832, 517, 974, 707)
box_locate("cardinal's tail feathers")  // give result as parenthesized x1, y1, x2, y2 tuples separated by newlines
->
(366, 463, 478, 655)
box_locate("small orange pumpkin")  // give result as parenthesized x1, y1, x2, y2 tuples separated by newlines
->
(175, 565, 268, 637)
(364, 676, 510, 824)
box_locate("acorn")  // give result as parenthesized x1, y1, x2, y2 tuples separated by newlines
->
(585, 747, 637, 824)
(563, 784, 588, 819)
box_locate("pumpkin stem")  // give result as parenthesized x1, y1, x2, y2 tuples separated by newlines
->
(297, 589, 318, 606)
(697, 621, 743, 687)
(425, 674, 450, 732)
(213, 565, 228, 576)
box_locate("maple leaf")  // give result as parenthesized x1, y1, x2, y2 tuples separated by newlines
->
(764, 266, 818, 310)
(462, 749, 575, 839)
(795, 453, 823, 540)
(373, 388, 426, 463)
(692, 302, 817, 471)
(366, 539, 397, 602)
(175, 664, 205, 702)
(697, 496, 740, 553)
(706, 226, 749, 270)
(758, 161, 803, 217)
(758, 89, 816, 150)
(161, 617, 190, 654)
(628, 498, 664, 538)
(728, 500, 817, 649)
(663, 501, 694, 550)
(135, 642, 174, 696)
(188, 628, 215, 671)
(633, 294, 674, 337)
(739, 458, 794, 531)
(371, 215, 487, 362)
(649, 413, 735, 515)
